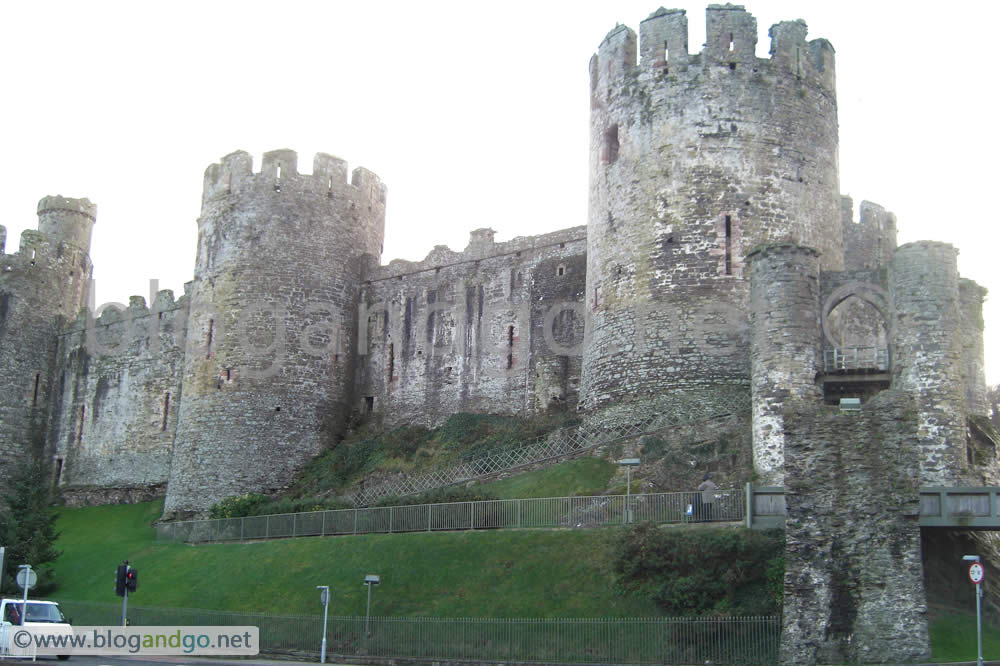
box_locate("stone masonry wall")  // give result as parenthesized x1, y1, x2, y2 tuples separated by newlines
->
(581, 6, 839, 411)
(361, 227, 586, 427)
(841, 197, 897, 272)
(49, 289, 188, 492)
(780, 391, 930, 664)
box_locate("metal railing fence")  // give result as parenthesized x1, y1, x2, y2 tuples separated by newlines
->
(55, 601, 779, 664)
(157, 490, 746, 543)
(353, 388, 751, 505)
(822, 346, 889, 372)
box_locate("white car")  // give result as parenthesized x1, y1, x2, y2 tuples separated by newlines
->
(0, 598, 74, 660)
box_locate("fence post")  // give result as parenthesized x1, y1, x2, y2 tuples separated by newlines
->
(389, 506, 394, 533)
(517, 499, 521, 528)
(745, 482, 753, 529)
(241, 516, 245, 541)
(322, 510, 326, 536)
(428, 504, 432, 532)
(354, 508, 358, 535)
(266, 515, 270, 539)
(293, 513, 297, 538)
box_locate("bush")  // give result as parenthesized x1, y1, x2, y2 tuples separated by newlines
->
(613, 522, 784, 616)
(208, 493, 271, 519)
(371, 487, 497, 508)
(209, 494, 354, 518)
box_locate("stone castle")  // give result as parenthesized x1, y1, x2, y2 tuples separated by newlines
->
(0, 6, 995, 661)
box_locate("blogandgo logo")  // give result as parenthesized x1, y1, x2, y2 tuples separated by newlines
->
(12, 626, 259, 656)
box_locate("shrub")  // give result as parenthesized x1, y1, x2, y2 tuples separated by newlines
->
(613, 522, 784, 616)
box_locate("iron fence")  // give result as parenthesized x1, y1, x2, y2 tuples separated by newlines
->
(55, 601, 779, 664)
(353, 388, 751, 505)
(157, 490, 746, 543)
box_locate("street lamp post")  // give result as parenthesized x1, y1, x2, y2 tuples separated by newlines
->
(316, 585, 329, 664)
(363, 574, 380, 638)
(963, 555, 984, 666)
(618, 459, 640, 524)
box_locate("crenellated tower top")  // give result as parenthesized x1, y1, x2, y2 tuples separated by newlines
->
(592, 5, 835, 102)
(36, 195, 97, 255)
(201, 148, 386, 214)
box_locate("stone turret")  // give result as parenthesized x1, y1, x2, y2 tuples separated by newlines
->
(163, 150, 386, 517)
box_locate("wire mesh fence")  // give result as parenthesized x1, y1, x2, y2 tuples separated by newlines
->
(156, 490, 746, 543)
(55, 601, 780, 664)
(352, 388, 752, 505)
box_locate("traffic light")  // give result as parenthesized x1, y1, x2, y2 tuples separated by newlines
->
(125, 567, 137, 593)
(115, 565, 127, 597)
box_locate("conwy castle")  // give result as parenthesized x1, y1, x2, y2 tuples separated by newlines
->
(0, 6, 995, 662)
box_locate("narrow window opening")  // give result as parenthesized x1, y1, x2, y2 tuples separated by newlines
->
(724, 215, 733, 276)
(53, 458, 63, 488)
(275, 406, 281, 413)
(206, 319, 214, 358)
(663, 42, 669, 72)
(225, 368, 231, 381)
(388, 343, 395, 383)
(507, 325, 515, 369)
(594, 287, 601, 309)
(162, 392, 170, 431)
(32, 373, 40, 407)
(364, 396, 374, 413)
(729, 62, 736, 71)
(603, 125, 619, 164)
(557, 265, 565, 277)
(77, 405, 85, 444)
(274, 164, 282, 192)
(729, 33, 735, 51)
(276, 164, 282, 179)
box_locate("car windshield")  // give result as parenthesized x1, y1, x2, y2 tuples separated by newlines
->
(22, 603, 66, 623)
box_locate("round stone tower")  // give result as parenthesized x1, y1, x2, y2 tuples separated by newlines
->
(164, 149, 385, 517)
(0, 196, 95, 485)
(889, 241, 966, 486)
(747, 243, 823, 485)
(581, 6, 839, 410)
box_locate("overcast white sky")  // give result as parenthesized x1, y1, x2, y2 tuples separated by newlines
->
(2, 1, 998, 383)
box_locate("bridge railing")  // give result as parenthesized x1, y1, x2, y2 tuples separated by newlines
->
(156, 490, 746, 544)
(822, 347, 889, 373)
(743, 486, 1000, 530)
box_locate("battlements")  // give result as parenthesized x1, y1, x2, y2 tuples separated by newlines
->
(201, 149, 387, 210)
(373, 226, 587, 282)
(0, 227, 91, 275)
(592, 5, 835, 99)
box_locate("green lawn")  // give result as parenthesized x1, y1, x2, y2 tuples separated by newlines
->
(479, 458, 616, 499)
(48, 499, 658, 618)
(930, 610, 1000, 662)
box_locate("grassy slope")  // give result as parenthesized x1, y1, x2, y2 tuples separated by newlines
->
(50, 499, 658, 618)
(479, 458, 616, 499)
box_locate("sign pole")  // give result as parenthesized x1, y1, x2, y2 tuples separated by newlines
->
(317, 586, 329, 664)
(121, 561, 129, 627)
(965, 556, 985, 666)
(0, 546, 5, 593)
(18, 565, 31, 626)
(977, 580, 983, 666)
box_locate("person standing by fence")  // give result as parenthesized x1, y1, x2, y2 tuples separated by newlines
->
(697, 474, 717, 522)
